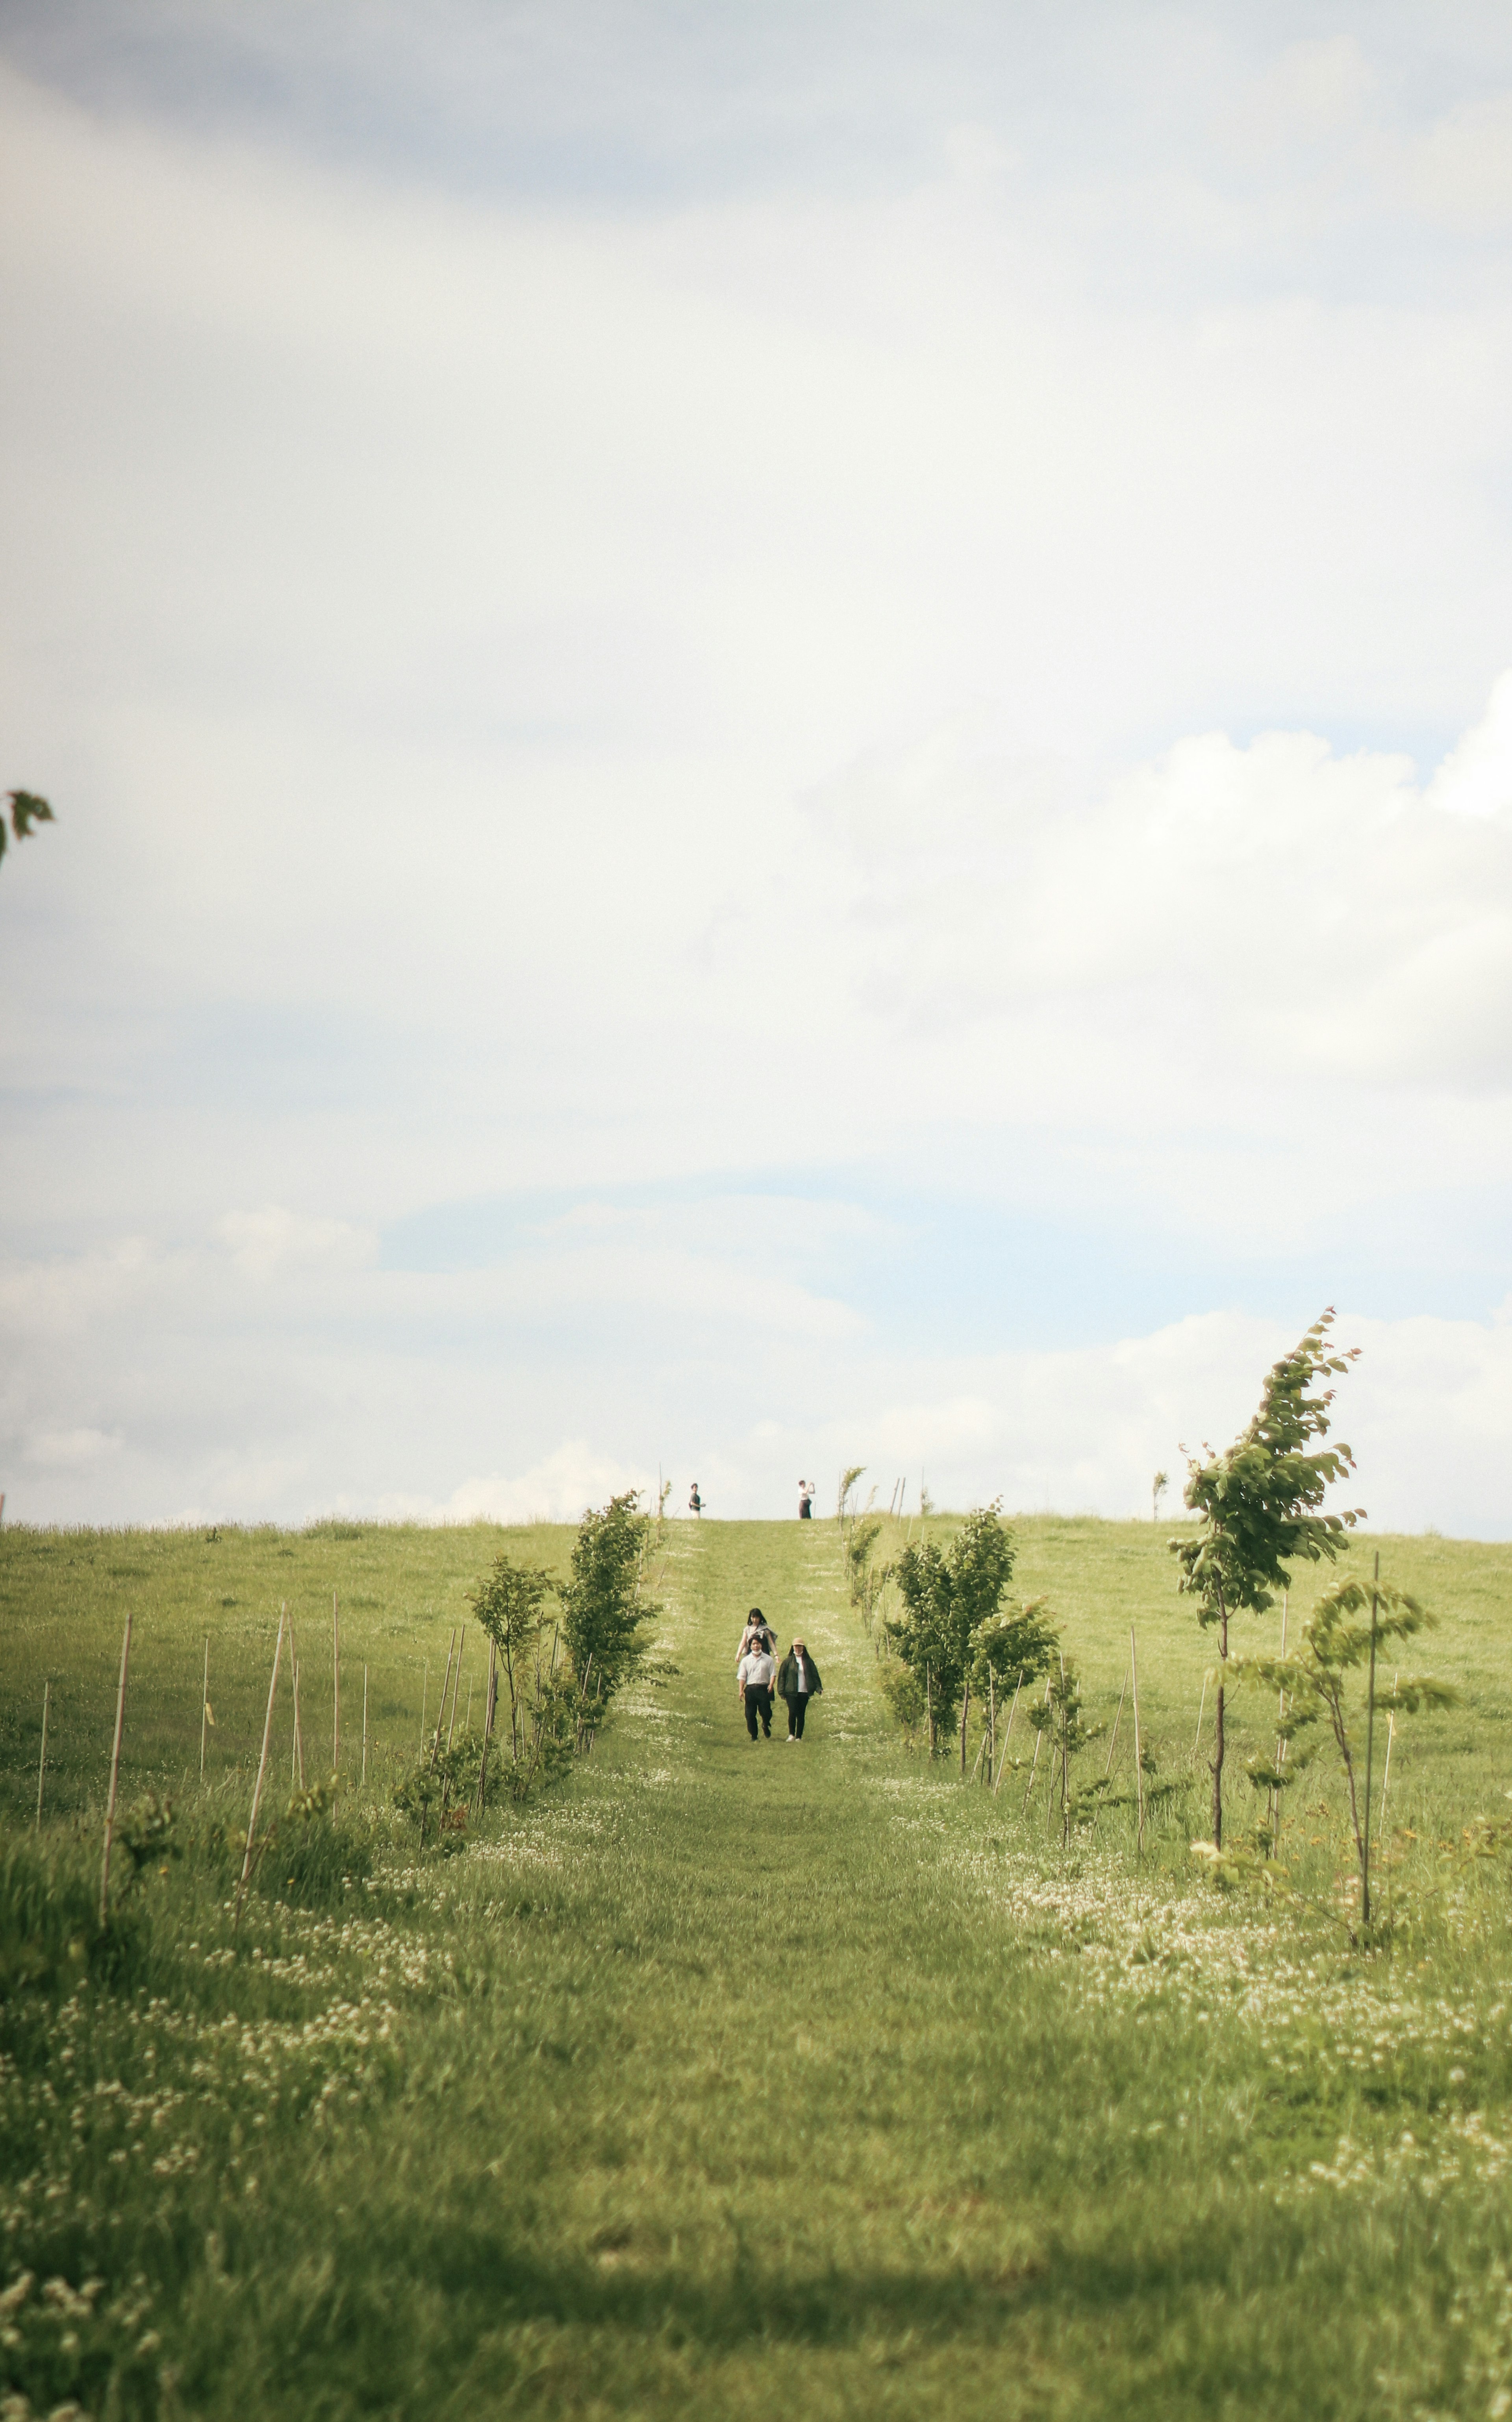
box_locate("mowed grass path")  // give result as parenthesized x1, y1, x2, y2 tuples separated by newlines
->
(4, 1514, 1512, 2416)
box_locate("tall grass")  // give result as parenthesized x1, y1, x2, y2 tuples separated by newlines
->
(1, 1512, 1510, 2418)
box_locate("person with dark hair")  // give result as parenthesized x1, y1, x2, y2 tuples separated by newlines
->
(736, 1636, 776, 1740)
(798, 1479, 814, 1520)
(688, 1481, 703, 1516)
(776, 1638, 823, 1741)
(739, 1607, 775, 1657)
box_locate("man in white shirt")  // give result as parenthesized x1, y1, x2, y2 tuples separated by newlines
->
(736, 1642, 777, 1740)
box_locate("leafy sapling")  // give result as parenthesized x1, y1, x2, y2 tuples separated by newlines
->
(1173, 1309, 1364, 1848)
(559, 1492, 659, 1707)
(886, 1503, 1017, 1759)
(1028, 1663, 1106, 1847)
(469, 1553, 555, 1767)
(1234, 1573, 1455, 1927)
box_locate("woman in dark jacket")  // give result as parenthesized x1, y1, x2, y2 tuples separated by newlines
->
(776, 1639, 823, 1740)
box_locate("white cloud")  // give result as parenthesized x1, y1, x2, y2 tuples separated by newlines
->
(2, 24, 1512, 1531)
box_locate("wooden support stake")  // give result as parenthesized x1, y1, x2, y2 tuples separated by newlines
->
(100, 1614, 133, 1923)
(993, 1677, 1023, 1793)
(1130, 1626, 1144, 1855)
(36, 1679, 50, 1828)
(291, 1656, 305, 1791)
(361, 1664, 369, 1789)
(959, 1675, 971, 1779)
(1379, 1668, 1398, 1836)
(238, 1607, 285, 1918)
(333, 1590, 341, 1775)
(429, 1629, 457, 1766)
(419, 1659, 428, 1751)
(446, 1624, 467, 1753)
(1020, 1680, 1051, 1816)
(1104, 1660, 1129, 1777)
(1191, 1670, 1208, 1758)
(200, 1636, 210, 1782)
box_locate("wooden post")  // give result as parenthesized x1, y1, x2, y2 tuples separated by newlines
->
(1379, 1669, 1397, 1837)
(987, 1670, 995, 1788)
(447, 1625, 467, 1753)
(419, 1659, 428, 1751)
(291, 1656, 305, 1791)
(429, 1630, 457, 1766)
(361, 1664, 369, 1789)
(100, 1614, 133, 1923)
(993, 1677, 1023, 1793)
(1362, 1551, 1380, 1927)
(333, 1590, 341, 1774)
(200, 1635, 210, 1782)
(1269, 1588, 1289, 1855)
(238, 1607, 285, 1915)
(1192, 1670, 1208, 1758)
(1020, 1680, 1051, 1815)
(925, 1664, 934, 1758)
(1104, 1659, 1129, 1777)
(35, 1679, 50, 1828)
(1130, 1625, 1144, 1855)
(959, 1676, 971, 1779)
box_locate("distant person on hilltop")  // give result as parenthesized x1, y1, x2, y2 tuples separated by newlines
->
(798, 1479, 813, 1520)
(736, 1636, 776, 1740)
(688, 1481, 702, 1517)
(777, 1638, 823, 1741)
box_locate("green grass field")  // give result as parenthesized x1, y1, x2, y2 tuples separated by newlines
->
(4, 1511, 1512, 2418)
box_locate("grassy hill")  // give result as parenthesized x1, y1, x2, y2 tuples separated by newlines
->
(3, 1511, 1512, 2417)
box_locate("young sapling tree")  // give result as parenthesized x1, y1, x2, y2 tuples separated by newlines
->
(1028, 1662, 1106, 1847)
(886, 1503, 1016, 1759)
(559, 1492, 659, 1708)
(1234, 1572, 1455, 1926)
(469, 1554, 555, 1767)
(1173, 1309, 1364, 1848)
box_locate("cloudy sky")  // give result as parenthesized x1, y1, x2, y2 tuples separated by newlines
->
(4, 1, 1512, 1532)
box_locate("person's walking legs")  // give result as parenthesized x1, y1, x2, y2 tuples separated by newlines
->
(749, 1684, 773, 1738)
(743, 1692, 758, 1741)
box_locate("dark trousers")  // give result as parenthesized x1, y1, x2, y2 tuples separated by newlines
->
(786, 1692, 811, 1738)
(744, 1685, 773, 1739)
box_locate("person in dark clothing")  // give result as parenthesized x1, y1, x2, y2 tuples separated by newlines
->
(688, 1482, 702, 1516)
(798, 1479, 814, 1520)
(737, 1640, 776, 1739)
(776, 1639, 823, 1740)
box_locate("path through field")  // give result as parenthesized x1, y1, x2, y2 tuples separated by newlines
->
(6, 1513, 1512, 2418)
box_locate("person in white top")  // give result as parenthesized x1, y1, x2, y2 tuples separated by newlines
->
(736, 1643, 777, 1740)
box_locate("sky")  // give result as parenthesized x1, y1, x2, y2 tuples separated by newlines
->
(3, 1, 1512, 1532)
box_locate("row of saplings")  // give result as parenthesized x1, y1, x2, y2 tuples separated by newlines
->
(854, 1312, 1457, 1926)
(394, 1492, 665, 1845)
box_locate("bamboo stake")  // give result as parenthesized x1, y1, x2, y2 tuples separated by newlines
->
(292, 1659, 305, 1791)
(429, 1629, 457, 1766)
(419, 1659, 428, 1751)
(987, 1670, 995, 1787)
(100, 1614, 133, 1923)
(1191, 1670, 1208, 1758)
(967, 1731, 986, 1786)
(1130, 1626, 1144, 1855)
(1020, 1679, 1051, 1815)
(447, 1625, 467, 1753)
(993, 1677, 1023, 1793)
(1362, 1551, 1380, 1927)
(361, 1664, 369, 1788)
(1104, 1659, 1129, 1777)
(238, 1608, 286, 1918)
(36, 1679, 50, 1828)
(333, 1590, 340, 1774)
(1380, 1670, 1398, 1835)
(200, 1636, 210, 1782)
(1270, 1589, 1290, 1855)
(959, 1675, 971, 1779)
(465, 1675, 473, 1737)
